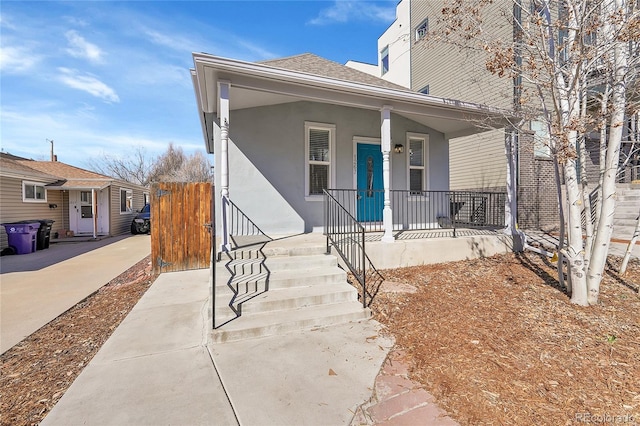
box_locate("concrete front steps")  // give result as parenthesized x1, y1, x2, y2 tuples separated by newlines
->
(212, 235, 370, 343)
(613, 184, 640, 241)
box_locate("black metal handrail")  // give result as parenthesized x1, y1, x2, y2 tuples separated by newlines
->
(228, 198, 272, 249)
(324, 190, 384, 308)
(326, 189, 506, 235)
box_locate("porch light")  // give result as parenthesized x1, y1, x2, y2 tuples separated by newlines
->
(394, 144, 404, 154)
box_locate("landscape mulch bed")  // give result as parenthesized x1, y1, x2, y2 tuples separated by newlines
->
(1, 256, 156, 426)
(370, 253, 640, 425)
(1, 252, 638, 426)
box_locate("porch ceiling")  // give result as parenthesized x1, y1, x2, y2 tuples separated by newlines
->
(192, 53, 512, 153)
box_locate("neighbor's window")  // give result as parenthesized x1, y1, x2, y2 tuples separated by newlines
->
(419, 85, 430, 95)
(415, 18, 429, 41)
(531, 120, 551, 158)
(22, 181, 47, 202)
(120, 188, 133, 213)
(305, 122, 335, 198)
(143, 192, 150, 205)
(381, 45, 389, 75)
(408, 134, 429, 193)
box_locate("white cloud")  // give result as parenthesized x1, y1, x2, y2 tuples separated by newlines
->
(308, 1, 395, 25)
(65, 30, 104, 63)
(143, 28, 195, 52)
(0, 45, 41, 73)
(57, 68, 120, 103)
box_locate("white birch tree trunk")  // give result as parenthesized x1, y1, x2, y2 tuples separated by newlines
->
(619, 210, 640, 275)
(586, 0, 629, 305)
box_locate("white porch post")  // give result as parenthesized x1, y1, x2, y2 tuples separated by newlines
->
(219, 80, 231, 252)
(381, 105, 394, 243)
(504, 127, 524, 251)
(91, 188, 97, 239)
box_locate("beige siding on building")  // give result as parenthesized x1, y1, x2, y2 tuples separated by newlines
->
(410, 0, 514, 109)
(109, 184, 147, 236)
(0, 176, 66, 250)
(449, 129, 506, 190)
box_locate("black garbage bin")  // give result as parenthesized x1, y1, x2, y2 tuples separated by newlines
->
(34, 219, 55, 250)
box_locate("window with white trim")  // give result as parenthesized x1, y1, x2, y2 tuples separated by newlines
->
(120, 188, 133, 213)
(381, 45, 389, 75)
(22, 181, 47, 202)
(305, 122, 335, 198)
(143, 192, 150, 205)
(407, 134, 429, 193)
(531, 120, 551, 158)
(415, 18, 429, 41)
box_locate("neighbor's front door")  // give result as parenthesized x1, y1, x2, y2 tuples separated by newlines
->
(71, 190, 94, 234)
(356, 143, 383, 222)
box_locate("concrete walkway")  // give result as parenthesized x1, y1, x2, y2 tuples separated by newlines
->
(42, 268, 397, 425)
(0, 234, 150, 354)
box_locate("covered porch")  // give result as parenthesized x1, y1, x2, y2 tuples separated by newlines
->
(191, 53, 516, 253)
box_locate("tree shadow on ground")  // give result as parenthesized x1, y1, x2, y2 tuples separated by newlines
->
(515, 251, 569, 295)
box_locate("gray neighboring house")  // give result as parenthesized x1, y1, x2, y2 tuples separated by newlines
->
(0, 153, 148, 251)
(191, 53, 509, 242)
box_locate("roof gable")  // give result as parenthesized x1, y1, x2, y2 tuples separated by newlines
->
(17, 161, 113, 181)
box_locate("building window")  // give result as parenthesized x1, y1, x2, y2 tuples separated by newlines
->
(120, 188, 133, 213)
(419, 85, 430, 95)
(143, 192, 150, 205)
(415, 18, 429, 41)
(22, 181, 47, 202)
(407, 134, 429, 193)
(381, 46, 389, 75)
(531, 120, 551, 158)
(305, 122, 335, 199)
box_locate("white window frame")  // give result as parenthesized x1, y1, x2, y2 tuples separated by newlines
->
(406, 133, 429, 194)
(22, 181, 48, 203)
(531, 120, 552, 159)
(380, 45, 389, 75)
(415, 18, 429, 41)
(143, 192, 150, 205)
(120, 188, 133, 214)
(305, 121, 336, 201)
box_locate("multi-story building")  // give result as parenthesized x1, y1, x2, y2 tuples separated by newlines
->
(348, 0, 560, 230)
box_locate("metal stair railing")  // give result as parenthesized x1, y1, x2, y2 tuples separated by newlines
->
(324, 189, 384, 308)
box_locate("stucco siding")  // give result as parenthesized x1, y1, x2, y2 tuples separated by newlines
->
(216, 101, 448, 235)
(0, 176, 66, 250)
(410, 0, 513, 109)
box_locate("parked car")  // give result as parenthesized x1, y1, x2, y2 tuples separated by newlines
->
(131, 204, 150, 234)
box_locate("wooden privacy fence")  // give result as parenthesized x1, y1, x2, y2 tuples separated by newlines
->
(151, 182, 213, 274)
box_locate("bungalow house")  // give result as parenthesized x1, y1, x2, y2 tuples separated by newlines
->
(191, 53, 514, 245)
(191, 52, 519, 340)
(0, 153, 148, 251)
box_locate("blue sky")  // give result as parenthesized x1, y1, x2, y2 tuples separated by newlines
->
(0, 0, 396, 169)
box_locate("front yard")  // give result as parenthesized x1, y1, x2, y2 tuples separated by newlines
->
(372, 253, 640, 425)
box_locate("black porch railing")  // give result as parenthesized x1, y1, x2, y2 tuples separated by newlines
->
(325, 189, 506, 234)
(323, 190, 384, 308)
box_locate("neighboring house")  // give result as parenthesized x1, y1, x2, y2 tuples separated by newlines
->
(347, 0, 560, 230)
(191, 53, 509, 242)
(0, 153, 148, 250)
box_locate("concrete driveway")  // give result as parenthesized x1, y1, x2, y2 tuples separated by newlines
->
(0, 235, 151, 354)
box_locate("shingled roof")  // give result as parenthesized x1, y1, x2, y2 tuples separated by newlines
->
(259, 53, 411, 92)
(17, 161, 113, 181)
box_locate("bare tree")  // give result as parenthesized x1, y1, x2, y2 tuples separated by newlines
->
(85, 146, 152, 186)
(87, 143, 213, 185)
(148, 143, 213, 183)
(431, 0, 639, 305)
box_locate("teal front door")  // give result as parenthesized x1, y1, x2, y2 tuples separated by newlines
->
(357, 143, 383, 222)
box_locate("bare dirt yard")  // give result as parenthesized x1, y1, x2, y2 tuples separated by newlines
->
(0, 256, 156, 426)
(371, 253, 640, 425)
(1, 252, 638, 426)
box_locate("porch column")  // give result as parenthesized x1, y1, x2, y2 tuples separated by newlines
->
(219, 80, 231, 252)
(381, 105, 394, 243)
(504, 127, 524, 251)
(91, 188, 97, 239)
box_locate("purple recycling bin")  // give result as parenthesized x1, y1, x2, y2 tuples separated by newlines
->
(2, 222, 40, 254)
